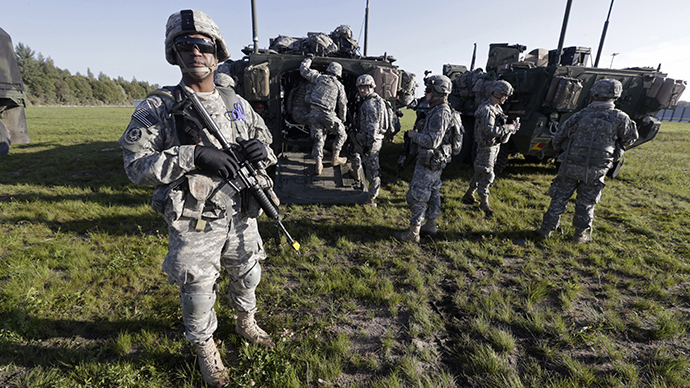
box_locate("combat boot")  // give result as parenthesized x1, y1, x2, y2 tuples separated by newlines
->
(393, 225, 421, 243)
(331, 150, 348, 167)
(534, 227, 553, 239)
(479, 196, 494, 216)
(420, 218, 438, 235)
(572, 228, 592, 244)
(236, 308, 275, 349)
(462, 189, 479, 205)
(196, 337, 229, 388)
(315, 158, 323, 175)
(364, 195, 377, 207)
(349, 168, 361, 181)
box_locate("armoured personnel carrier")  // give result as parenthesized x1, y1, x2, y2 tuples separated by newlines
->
(444, 43, 686, 176)
(0, 27, 30, 156)
(218, 25, 417, 204)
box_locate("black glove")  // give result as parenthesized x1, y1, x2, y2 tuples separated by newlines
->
(194, 146, 240, 179)
(239, 139, 268, 164)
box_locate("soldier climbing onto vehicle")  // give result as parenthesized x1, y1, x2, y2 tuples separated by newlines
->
(350, 74, 390, 207)
(463, 80, 520, 216)
(535, 79, 638, 243)
(300, 55, 348, 175)
(394, 75, 457, 243)
(118, 10, 277, 387)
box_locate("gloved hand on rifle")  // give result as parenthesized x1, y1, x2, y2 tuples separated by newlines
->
(239, 139, 268, 164)
(194, 145, 241, 179)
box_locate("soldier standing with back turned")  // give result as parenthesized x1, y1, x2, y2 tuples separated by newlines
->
(394, 75, 455, 243)
(463, 80, 520, 216)
(535, 79, 638, 243)
(350, 74, 390, 207)
(300, 56, 348, 175)
(118, 10, 276, 387)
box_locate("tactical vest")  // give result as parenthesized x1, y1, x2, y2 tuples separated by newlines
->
(148, 85, 250, 146)
(308, 75, 340, 111)
(562, 109, 621, 169)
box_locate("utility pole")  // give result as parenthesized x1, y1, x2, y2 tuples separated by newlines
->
(609, 52, 619, 68)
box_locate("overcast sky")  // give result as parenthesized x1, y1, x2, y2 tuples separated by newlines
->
(3, 0, 689, 98)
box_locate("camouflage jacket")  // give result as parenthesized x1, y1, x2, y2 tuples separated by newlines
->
(553, 100, 638, 182)
(118, 82, 276, 220)
(299, 58, 347, 120)
(412, 102, 453, 170)
(357, 92, 389, 145)
(474, 99, 513, 147)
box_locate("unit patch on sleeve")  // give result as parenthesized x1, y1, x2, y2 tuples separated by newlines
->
(124, 127, 143, 144)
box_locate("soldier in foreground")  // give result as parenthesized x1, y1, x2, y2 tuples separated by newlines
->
(300, 55, 348, 175)
(350, 74, 390, 207)
(535, 79, 638, 243)
(463, 80, 520, 216)
(394, 75, 455, 243)
(118, 10, 275, 387)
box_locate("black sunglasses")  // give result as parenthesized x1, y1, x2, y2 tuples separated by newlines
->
(174, 36, 216, 54)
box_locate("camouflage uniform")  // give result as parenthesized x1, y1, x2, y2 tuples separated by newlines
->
(299, 57, 348, 160)
(539, 99, 638, 236)
(467, 98, 513, 198)
(118, 83, 276, 345)
(407, 102, 454, 227)
(351, 91, 389, 200)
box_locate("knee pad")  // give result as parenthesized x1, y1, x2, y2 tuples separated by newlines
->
(181, 291, 217, 320)
(232, 260, 262, 291)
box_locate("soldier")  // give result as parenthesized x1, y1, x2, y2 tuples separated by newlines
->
(350, 74, 389, 207)
(536, 79, 638, 243)
(118, 10, 275, 387)
(394, 75, 455, 243)
(300, 56, 348, 175)
(463, 80, 520, 215)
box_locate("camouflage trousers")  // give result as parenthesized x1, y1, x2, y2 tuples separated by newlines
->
(467, 144, 500, 198)
(309, 108, 347, 160)
(406, 162, 443, 226)
(162, 205, 266, 344)
(540, 174, 605, 232)
(351, 140, 382, 198)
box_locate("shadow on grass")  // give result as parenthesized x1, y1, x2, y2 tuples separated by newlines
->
(0, 308, 185, 368)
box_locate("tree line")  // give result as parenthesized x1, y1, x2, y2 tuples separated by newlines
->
(15, 43, 158, 106)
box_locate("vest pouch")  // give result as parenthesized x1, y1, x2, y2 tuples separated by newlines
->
(244, 63, 270, 100)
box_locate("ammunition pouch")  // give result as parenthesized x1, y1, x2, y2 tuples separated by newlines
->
(419, 145, 451, 171)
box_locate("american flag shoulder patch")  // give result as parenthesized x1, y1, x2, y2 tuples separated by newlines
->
(132, 108, 159, 127)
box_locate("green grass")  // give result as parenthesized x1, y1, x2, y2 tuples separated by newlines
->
(1, 107, 690, 387)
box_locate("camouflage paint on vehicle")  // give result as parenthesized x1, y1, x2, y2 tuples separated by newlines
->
(0, 27, 30, 156)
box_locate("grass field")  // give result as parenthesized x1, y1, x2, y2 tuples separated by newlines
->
(1, 107, 689, 387)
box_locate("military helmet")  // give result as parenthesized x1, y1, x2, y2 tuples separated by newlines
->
(491, 80, 514, 96)
(424, 74, 452, 95)
(165, 10, 230, 65)
(590, 79, 622, 99)
(356, 74, 376, 88)
(326, 62, 343, 78)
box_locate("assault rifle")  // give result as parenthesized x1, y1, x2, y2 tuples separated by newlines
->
(185, 90, 301, 254)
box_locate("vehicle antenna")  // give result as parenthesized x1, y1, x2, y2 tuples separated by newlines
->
(594, 0, 615, 67)
(364, 0, 370, 56)
(555, 0, 573, 66)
